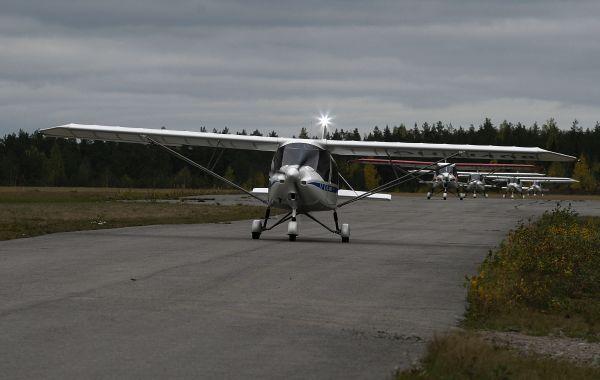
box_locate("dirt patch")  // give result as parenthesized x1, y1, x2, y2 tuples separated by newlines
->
(479, 330, 600, 367)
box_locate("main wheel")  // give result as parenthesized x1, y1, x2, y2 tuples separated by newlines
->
(340, 223, 350, 243)
(288, 234, 296, 241)
(473, 193, 477, 198)
(426, 192, 431, 200)
(251, 220, 262, 240)
(443, 192, 447, 200)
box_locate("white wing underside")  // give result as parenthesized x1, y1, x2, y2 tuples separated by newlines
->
(41, 124, 575, 162)
(252, 187, 391, 201)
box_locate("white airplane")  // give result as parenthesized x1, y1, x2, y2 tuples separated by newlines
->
(41, 116, 575, 242)
(489, 176, 578, 198)
(525, 178, 578, 196)
(356, 159, 537, 200)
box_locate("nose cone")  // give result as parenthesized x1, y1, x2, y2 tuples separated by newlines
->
(285, 167, 300, 182)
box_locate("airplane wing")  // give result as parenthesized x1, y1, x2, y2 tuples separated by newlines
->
(327, 141, 574, 161)
(482, 173, 547, 179)
(519, 177, 579, 183)
(356, 158, 538, 170)
(42, 123, 576, 162)
(41, 123, 284, 151)
(252, 187, 391, 200)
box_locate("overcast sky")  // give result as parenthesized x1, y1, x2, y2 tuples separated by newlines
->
(1, 0, 600, 136)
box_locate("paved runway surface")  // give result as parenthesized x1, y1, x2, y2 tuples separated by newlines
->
(2, 196, 599, 379)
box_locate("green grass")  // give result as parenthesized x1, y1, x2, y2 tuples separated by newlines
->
(0, 186, 240, 203)
(398, 208, 600, 378)
(0, 187, 265, 240)
(464, 207, 600, 341)
(396, 332, 600, 380)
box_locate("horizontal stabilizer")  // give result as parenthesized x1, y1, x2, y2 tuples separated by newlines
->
(337, 189, 391, 200)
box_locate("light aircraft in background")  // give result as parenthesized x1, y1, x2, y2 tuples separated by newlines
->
(356, 159, 538, 200)
(487, 175, 578, 198)
(41, 115, 575, 241)
(525, 178, 578, 196)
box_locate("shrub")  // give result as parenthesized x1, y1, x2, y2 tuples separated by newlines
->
(466, 207, 600, 336)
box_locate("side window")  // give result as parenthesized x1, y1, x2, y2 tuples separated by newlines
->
(271, 147, 283, 172)
(317, 150, 331, 181)
(330, 159, 339, 186)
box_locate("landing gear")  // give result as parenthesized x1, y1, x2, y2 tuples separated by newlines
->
(473, 192, 477, 198)
(459, 192, 465, 200)
(502, 193, 506, 199)
(510, 193, 515, 199)
(340, 223, 350, 243)
(484, 193, 489, 198)
(443, 191, 448, 200)
(251, 219, 262, 239)
(288, 209, 298, 241)
(426, 191, 432, 200)
(287, 220, 298, 241)
(254, 207, 350, 243)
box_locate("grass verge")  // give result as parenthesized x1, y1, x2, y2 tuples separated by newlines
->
(0, 187, 265, 240)
(396, 332, 600, 380)
(0, 186, 240, 203)
(465, 207, 600, 341)
(397, 207, 600, 378)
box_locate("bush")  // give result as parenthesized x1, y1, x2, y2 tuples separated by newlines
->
(465, 207, 600, 338)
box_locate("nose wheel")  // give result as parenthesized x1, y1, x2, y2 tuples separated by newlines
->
(287, 219, 298, 241)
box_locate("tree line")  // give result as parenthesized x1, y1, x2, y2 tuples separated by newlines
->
(1, 118, 599, 193)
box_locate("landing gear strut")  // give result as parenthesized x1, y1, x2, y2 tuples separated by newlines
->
(251, 208, 350, 243)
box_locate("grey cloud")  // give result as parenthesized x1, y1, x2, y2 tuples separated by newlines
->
(1, 0, 600, 136)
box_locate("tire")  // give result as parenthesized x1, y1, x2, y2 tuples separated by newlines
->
(252, 232, 260, 240)
(288, 234, 296, 242)
(342, 236, 349, 243)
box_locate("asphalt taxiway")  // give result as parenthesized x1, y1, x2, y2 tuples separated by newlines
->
(1, 196, 599, 379)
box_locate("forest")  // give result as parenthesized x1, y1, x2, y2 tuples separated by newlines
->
(1, 118, 599, 193)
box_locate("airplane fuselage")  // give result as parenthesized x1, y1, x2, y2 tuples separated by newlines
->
(267, 142, 339, 212)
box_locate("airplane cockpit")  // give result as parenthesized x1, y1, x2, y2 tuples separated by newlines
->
(436, 162, 456, 176)
(271, 143, 339, 184)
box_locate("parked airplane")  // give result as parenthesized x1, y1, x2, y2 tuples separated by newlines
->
(355, 159, 537, 199)
(488, 176, 578, 198)
(41, 116, 575, 241)
(524, 178, 577, 196)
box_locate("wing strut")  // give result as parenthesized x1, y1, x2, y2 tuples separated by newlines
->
(144, 135, 268, 205)
(338, 152, 463, 208)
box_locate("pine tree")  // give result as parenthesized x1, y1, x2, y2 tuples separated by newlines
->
(363, 164, 380, 189)
(572, 155, 596, 192)
(45, 143, 66, 186)
(298, 127, 309, 139)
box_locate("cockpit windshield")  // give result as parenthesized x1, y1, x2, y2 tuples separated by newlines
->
(437, 163, 453, 174)
(271, 143, 334, 182)
(281, 144, 319, 168)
